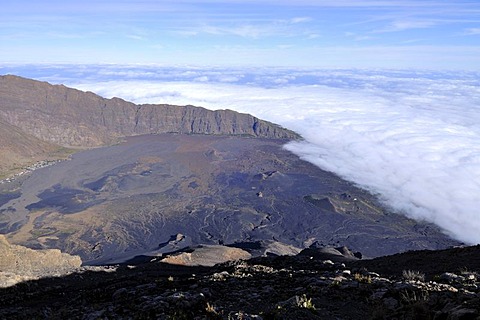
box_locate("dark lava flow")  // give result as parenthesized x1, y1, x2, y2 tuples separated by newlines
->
(0, 134, 459, 264)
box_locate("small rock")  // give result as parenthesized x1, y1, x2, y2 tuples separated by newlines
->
(342, 270, 351, 276)
(212, 271, 230, 281)
(371, 289, 388, 300)
(447, 307, 478, 320)
(333, 275, 347, 282)
(383, 297, 399, 310)
(465, 274, 476, 281)
(440, 273, 464, 283)
(228, 311, 263, 320)
(323, 260, 334, 266)
(112, 288, 128, 303)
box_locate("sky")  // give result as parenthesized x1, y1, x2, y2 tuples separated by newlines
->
(1, 0, 480, 69)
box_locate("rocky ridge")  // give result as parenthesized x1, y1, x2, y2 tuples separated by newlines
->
(0, 75, 298, 147)
(0, 245, 479, 319)
(0, 75, 298, 176)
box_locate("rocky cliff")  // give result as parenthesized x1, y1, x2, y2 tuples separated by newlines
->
(0, 75, 298, 148)
(0, 235, 81, 288)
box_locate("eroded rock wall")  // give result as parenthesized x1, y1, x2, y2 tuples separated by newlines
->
(0, 75, 299, 147)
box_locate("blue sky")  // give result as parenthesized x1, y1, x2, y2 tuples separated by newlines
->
(2, 0, 480, 69)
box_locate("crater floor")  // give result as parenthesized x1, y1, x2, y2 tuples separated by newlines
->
(0, 134, 459, 264)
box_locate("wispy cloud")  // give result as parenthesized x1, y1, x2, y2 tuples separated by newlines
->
(307, 33, 320, 39)
(1, 0, 479, 67)
(345, 32, 374, 41)
(464, 27, 480, 35)
(373, 20, 438, 33)
(177, 18, 313, 39)
(290, 17, 312, 24)
(126, 34, 147, 41)
(164, 0, 468, 8)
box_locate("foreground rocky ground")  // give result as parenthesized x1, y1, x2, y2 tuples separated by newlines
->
(1, 245, 479, 319)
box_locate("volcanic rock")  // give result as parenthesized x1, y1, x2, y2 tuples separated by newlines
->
(0, 134, 459, 264)
(0, 235, 81, 288)
(161, 245, 251, 267)
(0, 75, 298, 176)
(0, 244, 479, 319)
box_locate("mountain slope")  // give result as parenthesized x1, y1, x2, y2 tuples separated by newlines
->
(0, 75, 298, 148)
(0, 116, 61, 177)
(1, 244, 479, 319)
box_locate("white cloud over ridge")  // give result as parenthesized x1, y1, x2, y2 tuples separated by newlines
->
(19, 66, 480, 245)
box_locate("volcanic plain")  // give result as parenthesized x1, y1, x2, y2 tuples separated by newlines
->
(0, 133, 458, 265)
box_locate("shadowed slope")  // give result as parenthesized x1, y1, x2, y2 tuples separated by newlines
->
(1, 244, 479, 319)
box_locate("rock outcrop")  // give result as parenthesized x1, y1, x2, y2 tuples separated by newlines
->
(0, 235, 82, 288)
(161, 245, 252, 267)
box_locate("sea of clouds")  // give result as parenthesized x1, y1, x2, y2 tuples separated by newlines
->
(2, 65, 480, 244)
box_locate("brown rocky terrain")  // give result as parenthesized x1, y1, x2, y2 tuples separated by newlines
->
(0, 75, 297, 148)
(0, 235, 81, 288)
(0, 117, 66, 178)
(0, 75, 297, 176)
(0, 244, 479, 319)
(161, 245, 252, 267)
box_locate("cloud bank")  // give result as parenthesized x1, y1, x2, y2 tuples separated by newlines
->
(4, 65, 479, 244)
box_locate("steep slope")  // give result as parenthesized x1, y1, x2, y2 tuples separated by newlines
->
(0, 75, 298, 147)
(0, 116, 61, 177)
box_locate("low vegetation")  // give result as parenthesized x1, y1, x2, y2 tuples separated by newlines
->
(402, 269, 425, 282)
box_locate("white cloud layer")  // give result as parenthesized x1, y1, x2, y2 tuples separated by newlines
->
(21, 66, 480, 245)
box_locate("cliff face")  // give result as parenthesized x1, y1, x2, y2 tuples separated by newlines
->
(0, 75, 298, 147)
